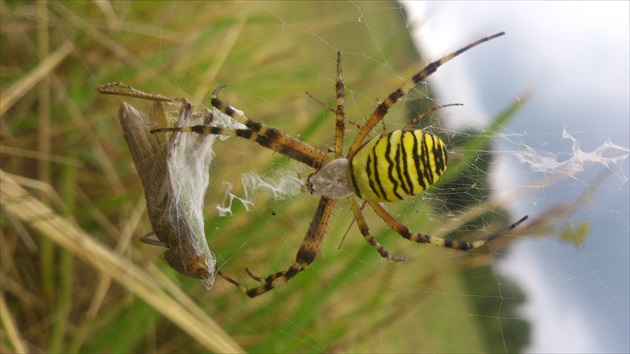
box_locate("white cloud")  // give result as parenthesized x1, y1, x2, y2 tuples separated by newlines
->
(500, 242, 596, 353)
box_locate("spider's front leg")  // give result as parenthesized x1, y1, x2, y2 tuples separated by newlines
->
(219, 197, 337, 298)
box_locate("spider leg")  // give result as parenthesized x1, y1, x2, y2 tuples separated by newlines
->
(347, 196, 405, 261)
(152, 124, 326, 169)
(245, 268, 265, 282)
(210, 86, 330, 168)
(368, 201, 528, 251)
(334, 51, 346, 158)
(402, 103, 463, 130)
(151, 84, 330, 168)
(218, 197, 337, 298)
(348, 32, 505, 156)
(305, 51, 348, 157)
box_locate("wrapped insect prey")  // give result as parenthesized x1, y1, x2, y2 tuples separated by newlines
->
(97, 83, 218, 289)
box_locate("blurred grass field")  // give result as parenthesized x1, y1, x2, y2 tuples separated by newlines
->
(1, 2, 528, 352)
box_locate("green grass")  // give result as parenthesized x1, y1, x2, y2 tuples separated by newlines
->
(1, 2, 528, 352)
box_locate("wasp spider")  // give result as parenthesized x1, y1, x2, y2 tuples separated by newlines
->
(153, 32, 528, 298)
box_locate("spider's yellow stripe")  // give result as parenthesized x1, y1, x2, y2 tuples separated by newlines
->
(349, 130, 447, 202)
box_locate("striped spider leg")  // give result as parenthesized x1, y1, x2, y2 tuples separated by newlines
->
(152, 32, 528, 298)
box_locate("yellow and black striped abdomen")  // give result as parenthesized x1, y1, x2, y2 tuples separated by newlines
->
(348, 130, 447, 202)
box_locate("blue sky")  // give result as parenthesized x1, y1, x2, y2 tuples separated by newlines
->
(403, 2, 629, 352)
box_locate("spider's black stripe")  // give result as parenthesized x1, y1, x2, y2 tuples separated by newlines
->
(245, 120, 264, 133)
(432, 134, 447, 174)
(212, 97, 267, 134)
(412, 132, 428, 191)
(410, 62, 439, 88)
(384, 134, 404, 201)
(393, 133, 411, 198)
(378, 89, 404, 116)
(420, 133, 435, 185)
(400, 131, 415, 196)
(441, 141, 448, 169)
(369, 142, 387, 200)
(364, 155, 377, 200)
(432, 134, 447, 178)
(396, 223, 470, 251)
(248, 284, 273, 298)
(211, 97, 235, 118)
(393, 135, 404, 195)
(351, 156, 364, 200)
(410, 132, 422, 192)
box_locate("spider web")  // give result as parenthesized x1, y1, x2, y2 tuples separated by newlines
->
(2, 2, 628, 353)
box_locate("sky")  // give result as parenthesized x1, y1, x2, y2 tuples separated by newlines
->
(403, 2, 629, 352)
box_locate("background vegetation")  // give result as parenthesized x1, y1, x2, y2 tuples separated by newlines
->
(1, 2, 527, 352)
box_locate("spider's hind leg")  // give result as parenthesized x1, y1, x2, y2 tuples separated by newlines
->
(219, 197, 337, 298)
(218, 266, 307, 297)
(217, 270, 250, 295)
(369, 201, 528, 251)
(348, 197, 406, 262)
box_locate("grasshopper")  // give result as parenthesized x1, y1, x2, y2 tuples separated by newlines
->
(97, 83, 216, 289)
